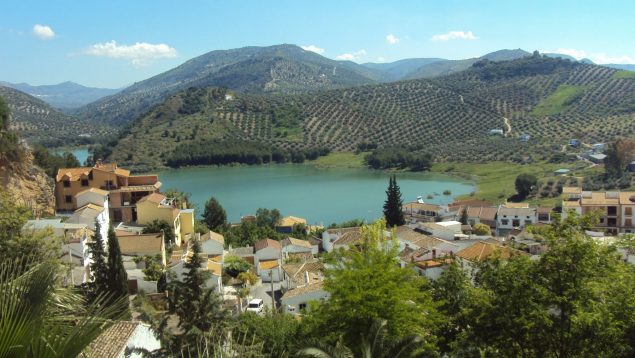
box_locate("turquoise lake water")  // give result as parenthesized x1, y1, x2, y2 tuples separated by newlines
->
(54, 147, 90, 165)
(156, 165, 474, 225)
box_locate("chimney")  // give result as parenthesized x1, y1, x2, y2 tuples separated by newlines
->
(432, 249, 437, 259)
(305, 271, 310, 284)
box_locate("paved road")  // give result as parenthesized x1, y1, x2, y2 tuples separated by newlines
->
(249, 281, 282, 311)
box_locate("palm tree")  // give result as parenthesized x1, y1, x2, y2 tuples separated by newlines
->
(0, 260, 128, 358)
(296, 320, 424, 358)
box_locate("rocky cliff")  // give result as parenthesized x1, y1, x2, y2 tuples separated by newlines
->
(0, 149, 55, 217)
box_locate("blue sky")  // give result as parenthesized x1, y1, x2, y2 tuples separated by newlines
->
(1, 0, 634, 88)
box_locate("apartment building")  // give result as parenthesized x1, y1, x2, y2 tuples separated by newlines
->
(562, 187, 635, 234)
(55, 161, 161, 222)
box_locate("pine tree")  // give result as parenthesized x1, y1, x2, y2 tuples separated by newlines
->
(170, 239, 227, 335)
(383, 175, 405, 227)
(88, 221, 109, 298)
(106, 225, 128, 299)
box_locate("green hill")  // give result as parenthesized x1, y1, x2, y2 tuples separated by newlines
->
(0, 86, 114, 147)
(73, 44, 381, 127)
(108, 55, 635, 169)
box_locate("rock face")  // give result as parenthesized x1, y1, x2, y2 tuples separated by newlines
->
(0, 150, 55, 217)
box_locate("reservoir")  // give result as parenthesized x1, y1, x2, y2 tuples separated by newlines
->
(156, 165, 474, 225)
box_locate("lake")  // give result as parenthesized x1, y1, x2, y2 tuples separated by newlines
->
(156, 165, 474, 225)
(54, 147, 90, 166)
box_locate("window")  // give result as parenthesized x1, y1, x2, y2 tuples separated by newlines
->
(608, 206, 617, 216)
(626, 207, 633, 216)
(81, 179, 89, 187)
(88, 172, 93, 180)
(65, 195, 72, 203)
(512, 219, 520, 227)
(600, 217, 605, 224)
(626, 219, 632, 227)
(525, 220, 532, 225)
(501, 219, 509, 225)
(299, 303, 307, 311)
(63, 180, 70, 188)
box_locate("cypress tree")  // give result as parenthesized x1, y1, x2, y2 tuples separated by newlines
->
(383, 175, 405, 227)
(88, 221, 109, 298)
(106, 224, 128, 299)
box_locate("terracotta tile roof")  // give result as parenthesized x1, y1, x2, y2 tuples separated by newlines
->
(396, 226, 457, 250)
(402, 202, 442, 212)
(562, 187, 582, 194)
(333, 231, 363, 246)
(84, 321, 139, 358)
(414, 257, 453, 269)
(281, 281, 325, 300)
(56, 167, 91, 182)
(398, 246, 429, 262)
(278, 216, 307, 227)
(108, 182, 161, 193)
(93, 163, 130, 177)
(207, 260, 222, 276)
(325, 227, 361, 235)
(466, 206, 498, 221)
(255, 238, 281, 251)
(117, 233, 163, 256)
(619, 192, 635, 205)
(76, 187, 109, 197)
(281, 237, 312, 249)
(456, 241, 526, 262)
(259, 259, 280, 270)
(201, 231, 225, 245)
(138, 193, 166, 205)
(282, 261, 323, 285)
(452, 199, 494, 207)
(537, 207, 553, 214)
(504, 202, 530, 209)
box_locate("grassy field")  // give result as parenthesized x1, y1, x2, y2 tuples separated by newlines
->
(531, 84, 590, 116)
(307, 152, 366, 169)
(613, 70, 635, 79)
(431, 161, 579, 205)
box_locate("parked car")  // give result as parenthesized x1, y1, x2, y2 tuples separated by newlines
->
(246, 298, 264, 314)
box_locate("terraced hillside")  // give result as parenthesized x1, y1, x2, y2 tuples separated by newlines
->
(110, 56, 635, 169)
(0, 86, 114, 147)
(73, 44, 381, 127)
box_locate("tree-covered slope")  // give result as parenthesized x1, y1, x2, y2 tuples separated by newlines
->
(108, 55, 635, 169)
(0, 86, 114, 147)
(0, 81, 120, 109)
(73, 44, 381, 127)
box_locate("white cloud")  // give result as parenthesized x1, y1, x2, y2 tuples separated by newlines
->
(32, 24, 55, 40)
(335, 49, 367, 61)
(542, 48, 635, 64)
(300, 45, 325, 55)
(376, 57, 386, 62)
(386, 34, 400, 44)
(84, 40, 177, 66)
(431, 30, 478, 41)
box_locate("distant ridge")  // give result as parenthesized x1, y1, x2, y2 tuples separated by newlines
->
(0, 81, 120, 109)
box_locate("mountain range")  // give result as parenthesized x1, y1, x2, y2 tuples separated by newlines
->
(0, 81, 120, 109)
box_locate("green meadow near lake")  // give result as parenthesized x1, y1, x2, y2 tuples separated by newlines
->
(157, 164, 474, 225)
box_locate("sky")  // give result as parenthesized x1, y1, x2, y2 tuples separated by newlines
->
(1, 0, 634, 88)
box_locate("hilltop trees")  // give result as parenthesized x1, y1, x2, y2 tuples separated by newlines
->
(383, 175, 405, 227)
(202, 197, 227, 231)
(0, 96, 24, 164)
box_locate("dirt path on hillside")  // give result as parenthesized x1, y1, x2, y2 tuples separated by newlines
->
(503, 117, 511, 137)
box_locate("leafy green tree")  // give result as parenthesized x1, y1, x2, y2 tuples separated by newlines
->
(0, 260, 128, 357)
(472, 223, 491, 235)
(88, 221, 109, 299)
(234, 312, 303, 357)
(256, 208, 282, 228)
(224, 255, 252, 277)
(202, 197, 227, 231)
(298, 319, 425, 358)
(106, 225, 128, 300)
(0, 96, 24, 164)
(514, 173, 537, 198)
(605, 137, 635, 178)
(141, 254, 164, 281)
(383, 175, 405, 227)
(309, 220, 440, 351)
(142, 219, 175, 246)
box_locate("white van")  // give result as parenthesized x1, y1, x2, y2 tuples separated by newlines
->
(246, 298, 264, 314)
